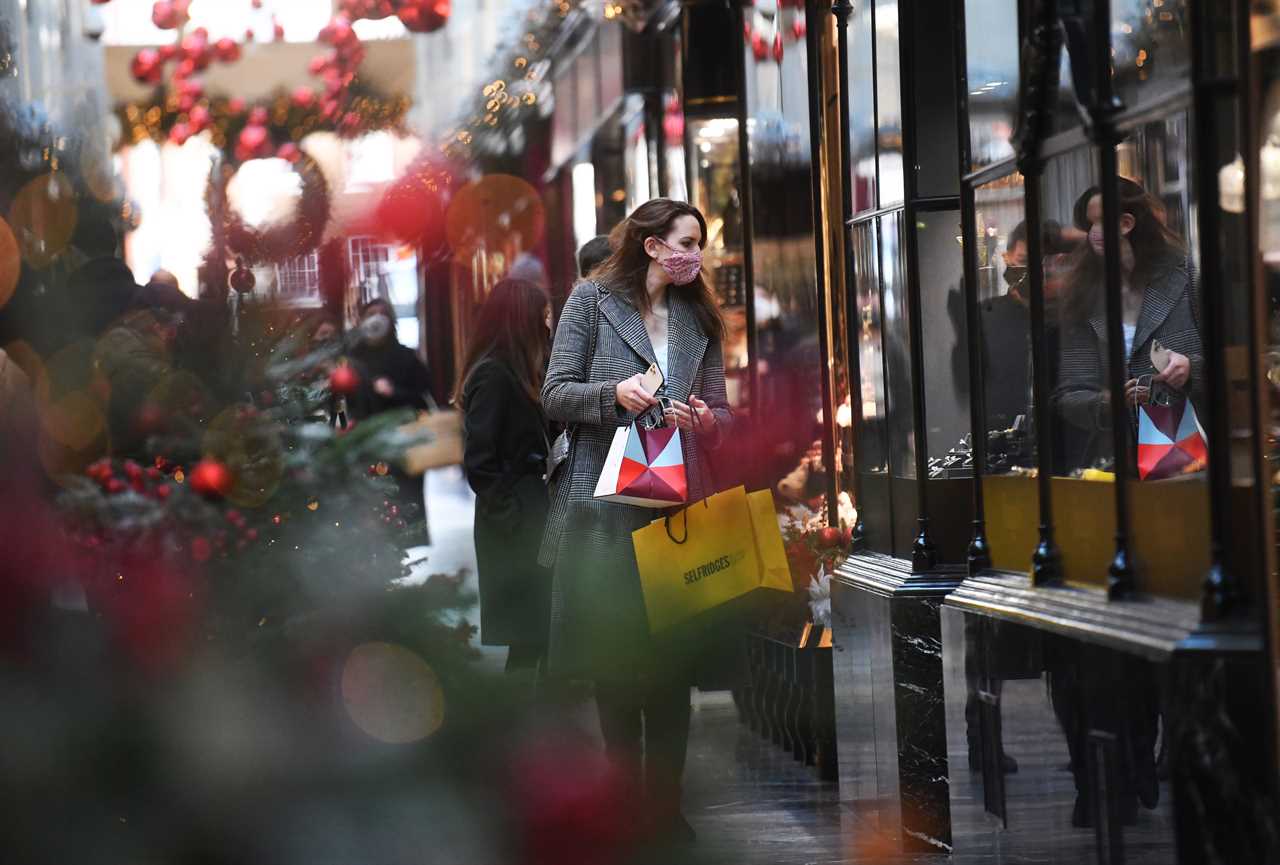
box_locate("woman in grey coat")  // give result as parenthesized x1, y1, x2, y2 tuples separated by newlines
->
(1053, 178, 1203, 473)
(539, 198, 732, 841)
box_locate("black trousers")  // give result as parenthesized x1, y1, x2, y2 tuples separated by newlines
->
(595, 678, 692, 814)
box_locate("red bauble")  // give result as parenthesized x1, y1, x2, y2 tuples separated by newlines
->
(174, 57, 197, 79)
(252, 0, 262, 7)
(190, 536, 212, 562)
(329, 364, 360, 395)
(273, 18, 285, 41)
(151, 0, 181, 30)
(235, 123, 271, 163)
(189, 459, 233, 499)
(169, 122, 193, 145)
(227, 96, 247, 115)
(751, 32, 767, 61)
(158, 43, 178, 61)
(398, 0, 450, 33)
(277, 142, 301, 163)
(376, 171, 445, 247)
(248, 106, 270, 126)
(291, 86, 316, 108)
(771, 33, 784, 62)
(188, 104, 211, 131)
(228, 263, 256, 293)
(130, 48, 164, 84)
(818, 526, 841, 546)
(214, 37, 242, 63)
(308, 54, 331, 76)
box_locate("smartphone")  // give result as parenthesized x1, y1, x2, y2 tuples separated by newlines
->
(639, 362, 664, 395)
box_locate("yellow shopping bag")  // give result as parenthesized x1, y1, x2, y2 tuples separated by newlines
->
(633, 485, 790, 633)
(747, 488, 794, 593)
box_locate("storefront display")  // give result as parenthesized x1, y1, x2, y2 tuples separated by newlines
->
(817, 0, 1280, 860)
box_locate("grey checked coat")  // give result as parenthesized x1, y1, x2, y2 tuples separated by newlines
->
(1052, 255, 1203, 469)
(538, 280, 734, 682)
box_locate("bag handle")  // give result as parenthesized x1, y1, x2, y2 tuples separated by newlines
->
(661, 399, 719, 544)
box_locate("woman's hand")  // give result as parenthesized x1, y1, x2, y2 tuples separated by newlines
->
(615, 373, 658, 414)
(689, 395, 717, 433)
(1125, 378, 1150, 406)
(1154, 350, 1191, 390)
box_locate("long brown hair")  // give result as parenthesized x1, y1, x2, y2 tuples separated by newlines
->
(1060, 177, 1187, 325)
(454, 278, 550, 408)
(591, 198, 724, 341)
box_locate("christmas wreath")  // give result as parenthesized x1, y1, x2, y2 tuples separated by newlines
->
(206, 152, 331, 265)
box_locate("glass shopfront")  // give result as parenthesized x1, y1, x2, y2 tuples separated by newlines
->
(822, 0, 1279, 859)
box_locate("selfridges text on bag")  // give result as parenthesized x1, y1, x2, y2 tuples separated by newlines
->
(632, 484, 793, 633)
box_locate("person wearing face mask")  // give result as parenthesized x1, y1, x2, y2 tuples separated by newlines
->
(348, 298, 432, 418)
(979, 220, 1079, 434)
(1052, 177, 1202, 472)
(348, 298, 434, 541)
(539, 198, 734, 844)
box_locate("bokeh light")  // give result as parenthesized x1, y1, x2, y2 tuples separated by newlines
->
(445, 173, 545, 254)
(0, 215, 19, 311)
(203, 404, 286, 508)
(9, 173, 78, 269)
(340, 642, 445, 744)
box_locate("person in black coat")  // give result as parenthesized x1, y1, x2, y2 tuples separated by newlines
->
(347, 298, 432, 417)
(456, 279, 553, 672)
(348, 297, 434, 543)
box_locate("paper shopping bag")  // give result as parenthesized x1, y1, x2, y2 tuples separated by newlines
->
(1137, 398, 1207, 480)
(594, 423, 687, 508)
(632, 485, 761, 632)
(747, 488, 793, 593)
(400, 410, 464, 476)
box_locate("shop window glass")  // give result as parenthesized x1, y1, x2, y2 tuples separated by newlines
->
(745, 5, 825, 502)
(1111, 0, 1191, 110)
(852, 219, 888, 476)
(1041, 147, 1114, 588)
(846, 0, 877, 212)
(687, 117, 749, 408)
(917, 210, 969, 465)
(880, 210, 914, 479)
(1115, 114, 1210, 599)
(972, 173, 1039, 572)
(964, 0, 1020, 170)
(913, 2, 960, 197)
(874, 0, 904, 207)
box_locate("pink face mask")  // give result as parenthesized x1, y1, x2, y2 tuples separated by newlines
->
(1087, 224, 1106, 255)
(655, 238, 703, 285)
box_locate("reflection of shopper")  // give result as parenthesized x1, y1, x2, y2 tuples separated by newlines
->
(456, 279, 554, 673)
(348, 299, 431, 417)
(1052, 178, 1202, 472)
(348, 298, 433, 543)
(980, 220, 1075, 433)
(540, 199, 733, 842)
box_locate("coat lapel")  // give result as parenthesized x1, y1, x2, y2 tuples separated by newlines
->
(1130, 260, 1185, 360)
(667, 290, 709, 400)
(598, 289, 657, 368)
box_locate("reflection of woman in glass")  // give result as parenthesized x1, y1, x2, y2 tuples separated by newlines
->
(1052, 177, 1202, 472)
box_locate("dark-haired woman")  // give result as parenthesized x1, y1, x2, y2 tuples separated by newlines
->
(457, 279, 555, 673)
(1050, 177, 1195, 824)
(1053, 177, 1202, 471)
(539, 198, 733, 841)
